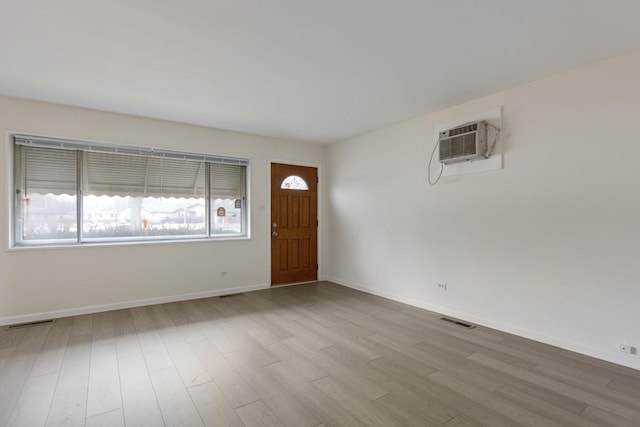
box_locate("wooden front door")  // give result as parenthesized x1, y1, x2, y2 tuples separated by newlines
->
(271, 163, 318, 286)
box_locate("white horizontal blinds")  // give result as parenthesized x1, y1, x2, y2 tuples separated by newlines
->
(210, 164, 245, 199)
(14, 133, 248, 199)
(84, 152, 145, 196)
(13, 135, 249, 165)
(84, 152, 206, 198)
(146, 157, 206, 198)
(20, 146, 77, 195)
(15, 135, 155, 157)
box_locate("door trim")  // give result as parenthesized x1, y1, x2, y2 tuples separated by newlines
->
(267, 159, 322, 286)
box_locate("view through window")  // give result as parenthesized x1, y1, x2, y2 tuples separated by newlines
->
(281, 175, 309, 190)
(12, 136, 248, 245)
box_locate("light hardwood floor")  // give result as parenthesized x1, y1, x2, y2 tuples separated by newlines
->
(1, 281, 639, 426)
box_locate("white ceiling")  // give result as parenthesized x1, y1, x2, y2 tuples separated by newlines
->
(1, 1, 640, 143)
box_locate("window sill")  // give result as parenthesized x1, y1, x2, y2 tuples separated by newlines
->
(7, 235, 251, 252)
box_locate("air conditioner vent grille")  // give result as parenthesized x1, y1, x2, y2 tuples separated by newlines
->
(448, 123, 478, 136)
(438, 121, 487, 164)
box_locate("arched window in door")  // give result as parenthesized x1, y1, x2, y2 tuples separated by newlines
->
(280, 175, 309, 190)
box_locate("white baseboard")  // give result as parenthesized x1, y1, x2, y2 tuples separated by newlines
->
(325, 276, 640, 371)
(0, 283, 269, 327)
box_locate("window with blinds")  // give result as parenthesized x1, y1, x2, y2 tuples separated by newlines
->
(12, 134, 249, 246)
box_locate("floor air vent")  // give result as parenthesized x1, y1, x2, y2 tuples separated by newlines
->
(219, 293, 244, 298)
(6, 319, 55, 329)
(440, 317, 476, 329)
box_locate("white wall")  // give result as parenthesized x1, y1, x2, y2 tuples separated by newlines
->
(327, 49, 640, 370)
(0, 96, 327, 323)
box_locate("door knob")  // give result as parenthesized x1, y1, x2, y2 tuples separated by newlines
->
(272, 231, 278, 237)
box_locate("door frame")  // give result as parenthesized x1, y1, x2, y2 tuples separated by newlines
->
(267, 159, 322, 287)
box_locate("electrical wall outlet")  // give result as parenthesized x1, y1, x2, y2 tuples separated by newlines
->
(437, 283, 447, 291)
(619, 344, 635, 355)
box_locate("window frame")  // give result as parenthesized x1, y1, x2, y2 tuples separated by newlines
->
(8, 133, 251, 248)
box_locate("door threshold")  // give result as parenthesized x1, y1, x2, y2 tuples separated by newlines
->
(271, 280, 318, 288)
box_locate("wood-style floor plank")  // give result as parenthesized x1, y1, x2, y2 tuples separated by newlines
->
(190, 339, 260, 409)
(581, 405, 640, 427)
(311, 375, 402, 427)
(428, 371, 566, 427)
(0, 281, 637, 427)
(150, 366, 204, 427)
(70, 314, 93, 338)
(368, 333, 504, 392)
(368, 356, 459, 422)
(189, 380, 245, 427)
(45, 387, 87, 427)
(235, 400, 285, 427)
(0, 346, 16, 375)
(494, 385, 602, 427)
(91, 311, 115, 347)
(469, 352, 640, 423)
(113, 309, 142, 359)
(0, 328, 26, 352)
(86, 342, 122, 418)
(135, 322, 174, 372)
(161, 329, 211, 388)
(5, 371, 58, 427)
(11, 323, 52, 360)
(608, 378, 640, 399)
(374, 391, 455, 426)
(246, 328, 327, 382)
(164, 301, 208, 343)
(118, 354, 164, 427)
(265, 360, 368, 427)
(30, 321, 71, 378)
(85, 408, 125, 427)
(532, 364, 640, 410)
(54, 334, 92, 397)
(283, 336, 389, 401)
(224, 349, 320, 427)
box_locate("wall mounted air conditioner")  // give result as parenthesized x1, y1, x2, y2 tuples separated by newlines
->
(438, 121, 487, 164)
